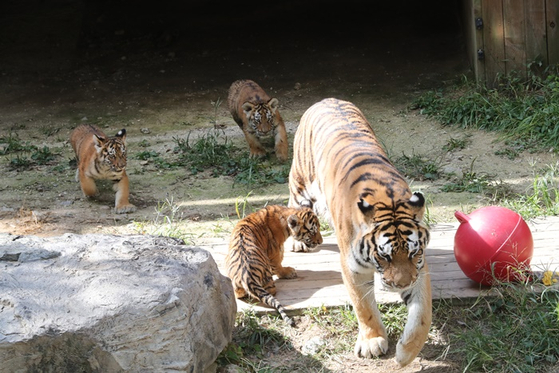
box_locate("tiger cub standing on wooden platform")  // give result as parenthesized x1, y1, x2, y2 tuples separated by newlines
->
(70, 124, 136, 214)
(225, 205, 323, 325)
(227, 79, 288, 162)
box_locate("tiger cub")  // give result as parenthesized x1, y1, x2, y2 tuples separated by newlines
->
(225, 205, 323, 325)
(70, 124, 136, 214)
(227, 79, 288, 162)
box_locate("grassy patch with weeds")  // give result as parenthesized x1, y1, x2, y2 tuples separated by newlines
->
(411, 66, 559, 152)
(395, 152, 442, 181)
(503, 161, 559, 219)
(441, 280, 559, 372)
(1, 134, 60, 170)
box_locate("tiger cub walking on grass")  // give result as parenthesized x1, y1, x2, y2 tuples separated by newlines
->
(227, 79, 289, 162)
(225, 205, 323, 325)
(70, 124, 136, 214)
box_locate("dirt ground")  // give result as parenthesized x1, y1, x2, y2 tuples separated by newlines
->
(1, 1, 558, 371)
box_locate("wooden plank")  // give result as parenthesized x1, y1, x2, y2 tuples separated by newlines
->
(547, 0, 559, 64)
(483, 0, 506, 86)
(503, 0, 527, 76)
(209, 216, 559, 316)
(525, 0, 548, 67)
(464, 0, 486, 84)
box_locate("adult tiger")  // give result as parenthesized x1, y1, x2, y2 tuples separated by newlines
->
(70, 124, 136, 214)
(288, 98, 431, 367)
(227, 79, 288, 162)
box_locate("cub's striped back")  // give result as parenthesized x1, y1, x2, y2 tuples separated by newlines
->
(225, 205, 322, 326)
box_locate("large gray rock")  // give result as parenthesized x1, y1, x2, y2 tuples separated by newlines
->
(0, 233, 236, 373)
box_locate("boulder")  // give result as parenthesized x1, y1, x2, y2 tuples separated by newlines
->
(0, 233, 236, 373)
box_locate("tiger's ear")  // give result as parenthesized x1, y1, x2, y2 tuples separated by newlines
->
(93, 134, 105, 153)
(115, 128, 126, 139)
(408, 192, 426, 221)
(357, 194, 375, 214)
(287, 215, 300, 233)
(242, 102, 254, 116)
(268, 98, 279, 112)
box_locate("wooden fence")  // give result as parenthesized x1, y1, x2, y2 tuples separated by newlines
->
(463, 0, 559, 87)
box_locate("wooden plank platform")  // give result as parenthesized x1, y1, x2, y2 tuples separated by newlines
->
(205, 216, 559, 314)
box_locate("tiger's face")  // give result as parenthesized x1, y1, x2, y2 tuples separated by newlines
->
(242, 98, 279, 137)
(359, 220, 429, 291)
(95, 130, 127, 175)
(287, 209, 323, 249)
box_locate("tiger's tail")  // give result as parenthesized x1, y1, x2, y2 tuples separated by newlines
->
(248, 281, 295, 326)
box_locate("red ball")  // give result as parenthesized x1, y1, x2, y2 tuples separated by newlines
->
(454, 206, 534, 286)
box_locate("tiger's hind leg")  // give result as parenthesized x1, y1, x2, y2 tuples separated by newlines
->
(394, 264, 432, 367)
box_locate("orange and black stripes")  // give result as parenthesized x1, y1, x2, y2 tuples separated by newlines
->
(225, 205, 322, 326)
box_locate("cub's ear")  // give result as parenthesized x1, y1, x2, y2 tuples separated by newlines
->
(357, 194, 375, 214)
(115, 128, 126, 139)
(93, 134, 105, 152)
(408, 191, 426, 221)
(241, 102, 254, 115)
(268, 97, 279, 111)
(287, 215, 300, 233)
(115, 128, 127, 144)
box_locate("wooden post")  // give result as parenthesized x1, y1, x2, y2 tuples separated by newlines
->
(503, 0, 527, 76)
(483, 0, 506, 87)
(547, 0, 559, 65)
(525, 0, 548, 69)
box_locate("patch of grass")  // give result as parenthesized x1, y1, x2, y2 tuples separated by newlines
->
(9, 154, 33, 170)
(411, 66, 559, 152)
(31, 146, 58, 165)
(0, 133, 37, 155)
(395, 152, 441, 181)
(442, 135, 472, 152)
(172, 129, 289, 186)
(440, 158, 514, 202)
(132, 197, 195, 244)
(452, 281, 559, 372)
(503, 161, 559, 220)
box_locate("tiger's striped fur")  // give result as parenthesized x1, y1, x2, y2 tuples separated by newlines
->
(70, 124, 136, 214)
(288, 98, 431, 366)
(227, 79, 288, 162)
(225, 205, 323, 326)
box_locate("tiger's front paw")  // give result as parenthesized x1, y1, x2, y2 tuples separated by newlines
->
(354, 335, 388, 359)
(115, 204, 137, 214)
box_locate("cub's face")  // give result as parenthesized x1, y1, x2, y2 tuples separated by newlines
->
(360, 222, 429, 291)
(288, 209, 323, 249)
(242, 98, 279, 137)
(94, 131, 127, 173)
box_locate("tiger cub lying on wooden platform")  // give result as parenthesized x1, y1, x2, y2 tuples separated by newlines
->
(227, 79, 288, 162)
(225, 205, 323, 325)
(70, 124, 136, 214)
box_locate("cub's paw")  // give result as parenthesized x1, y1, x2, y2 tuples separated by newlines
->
(249, 148, 267, 159)
(354, 335, 388, 359)
(115, 204, 137, 214)
(278, 266, 297, 279)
